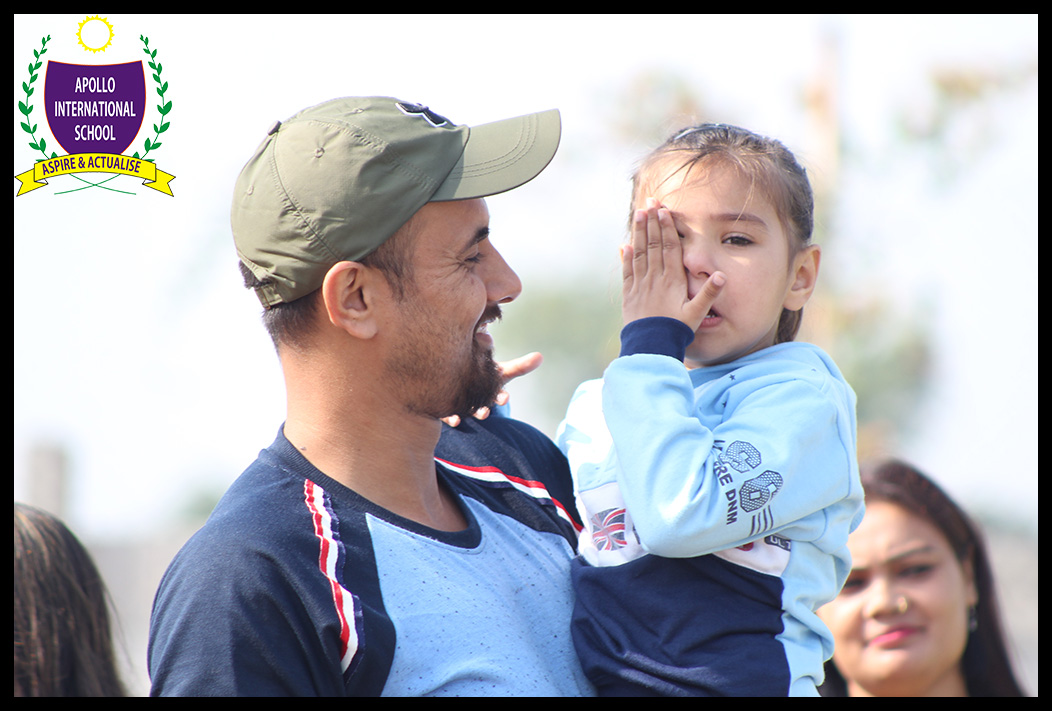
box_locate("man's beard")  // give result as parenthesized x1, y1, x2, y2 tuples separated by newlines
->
(385, 305, 505, 421)
(444, 338, 503, 420)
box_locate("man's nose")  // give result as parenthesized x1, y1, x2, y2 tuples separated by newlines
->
(485, 245, 522, 305)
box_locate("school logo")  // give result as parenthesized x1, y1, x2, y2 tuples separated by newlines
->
(15, 16, 175, 196)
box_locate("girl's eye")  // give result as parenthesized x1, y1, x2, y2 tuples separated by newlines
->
(724, 234, 752, 246)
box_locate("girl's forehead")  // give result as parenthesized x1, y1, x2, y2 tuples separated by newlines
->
(637, 157, 771, 210)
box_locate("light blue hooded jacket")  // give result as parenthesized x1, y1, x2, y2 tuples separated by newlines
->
(557, 317, 864, 696)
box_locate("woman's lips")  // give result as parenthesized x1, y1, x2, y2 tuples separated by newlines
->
(868, 626, 921, 649)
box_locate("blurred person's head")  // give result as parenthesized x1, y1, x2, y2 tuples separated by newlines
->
(14, 503, 126, 697)
(818, 460, 1025, 696)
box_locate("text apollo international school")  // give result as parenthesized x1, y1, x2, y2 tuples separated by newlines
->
(51, 76, 136, 142)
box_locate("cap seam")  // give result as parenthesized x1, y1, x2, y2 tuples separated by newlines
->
(297, 117, 447, 196)
(268, 134, 341, 263)
(447, 115, 539, 179)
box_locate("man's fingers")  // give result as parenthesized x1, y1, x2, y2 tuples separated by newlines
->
(499, 352, 543, 383)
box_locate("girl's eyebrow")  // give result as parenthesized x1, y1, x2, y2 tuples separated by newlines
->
(665, 208, 770, 229)
(710, 211, 769, 227)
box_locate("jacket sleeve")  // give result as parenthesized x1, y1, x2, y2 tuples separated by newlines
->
(601, 330, 856, 559)
(148, 529, 352, 697)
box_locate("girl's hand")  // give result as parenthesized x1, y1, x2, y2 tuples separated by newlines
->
(442, 352, 543, 427)
(621, 198, 725, 331)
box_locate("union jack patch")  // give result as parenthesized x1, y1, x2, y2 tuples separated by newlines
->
(590, 507, 628, 551)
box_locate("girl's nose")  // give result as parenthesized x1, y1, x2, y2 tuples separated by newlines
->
(681, 236, 716, 281)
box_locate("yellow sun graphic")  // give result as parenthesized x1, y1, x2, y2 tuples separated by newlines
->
(77, 15, 114, 54)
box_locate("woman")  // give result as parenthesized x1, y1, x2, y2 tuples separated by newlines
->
(818, 459, 1025, 696)
(14, 503, 127, 696)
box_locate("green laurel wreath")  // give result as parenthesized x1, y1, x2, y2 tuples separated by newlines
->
(19, 35, 55, 163)
(136, 34, 172, 162)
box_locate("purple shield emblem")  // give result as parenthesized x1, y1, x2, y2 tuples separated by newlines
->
(44, 61, 145, 155)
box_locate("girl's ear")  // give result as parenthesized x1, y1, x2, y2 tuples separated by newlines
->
(320, 261, 379, 340)
(784, 244, 821, 312)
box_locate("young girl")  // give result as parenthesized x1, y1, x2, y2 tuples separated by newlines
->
(556, 124, 865, 696)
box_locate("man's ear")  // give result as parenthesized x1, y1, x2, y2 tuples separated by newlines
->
(783, 244, 821, 312)
(321, 261, 379, 340)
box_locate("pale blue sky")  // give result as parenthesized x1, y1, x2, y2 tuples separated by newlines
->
(14, 14, 1038, 539)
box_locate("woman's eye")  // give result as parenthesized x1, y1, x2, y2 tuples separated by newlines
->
(900, 563, 934, 579)
(840, 574, 866, 593)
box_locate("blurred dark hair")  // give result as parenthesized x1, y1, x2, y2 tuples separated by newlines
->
(820, 459, 1026, 697)
(14, 503, 127, 697)
(630, 123, 815, 344)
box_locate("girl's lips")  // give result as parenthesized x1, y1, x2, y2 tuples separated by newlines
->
(868, 626, 921, 649)
(698, 310, 722, 329)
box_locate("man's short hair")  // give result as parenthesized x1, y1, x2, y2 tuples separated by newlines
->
(241, 214, 418, 351)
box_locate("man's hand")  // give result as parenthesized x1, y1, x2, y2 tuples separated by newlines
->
(621, 198, 725, 331)
(443, 352, 543, 427)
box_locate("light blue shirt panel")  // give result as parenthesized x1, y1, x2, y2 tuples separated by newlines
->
(368, 498, 593, 697)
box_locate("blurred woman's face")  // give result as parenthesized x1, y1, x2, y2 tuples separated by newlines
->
(818, 501, 978, 696)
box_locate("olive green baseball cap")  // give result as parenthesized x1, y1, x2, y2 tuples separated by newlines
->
(232, 96, 561, 308)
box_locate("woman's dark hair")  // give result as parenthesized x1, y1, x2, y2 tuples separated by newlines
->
(14, 503, 127, 697)
(820, 459, 1026, 697)
(630, 124, 815, 344)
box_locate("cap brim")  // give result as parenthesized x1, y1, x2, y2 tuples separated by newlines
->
(431, 109, 560, 201)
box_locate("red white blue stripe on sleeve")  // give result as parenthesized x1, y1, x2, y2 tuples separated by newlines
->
(303, 479, 358, 674)
(435, 458, 582, 533)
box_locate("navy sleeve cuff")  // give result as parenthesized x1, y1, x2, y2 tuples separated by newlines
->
(619, 317, 694, 360)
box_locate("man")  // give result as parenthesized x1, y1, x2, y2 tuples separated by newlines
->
(148, 97, 593, 696)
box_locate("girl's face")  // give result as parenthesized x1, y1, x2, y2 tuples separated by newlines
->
(817, 501, 978, 697)
(638, 158, 818, 366)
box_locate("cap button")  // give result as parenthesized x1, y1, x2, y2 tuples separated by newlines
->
(266, 120, 281, 135)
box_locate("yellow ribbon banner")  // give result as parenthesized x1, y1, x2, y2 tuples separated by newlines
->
(15, 152, 175, 196)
